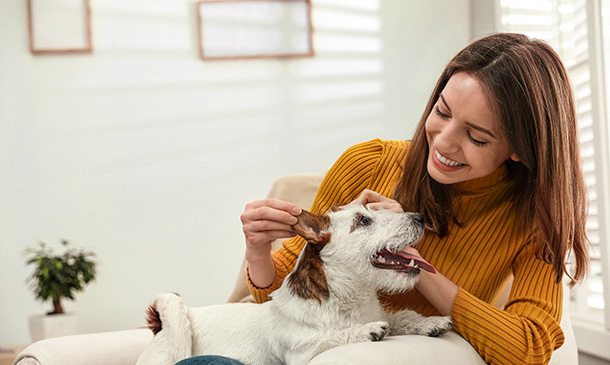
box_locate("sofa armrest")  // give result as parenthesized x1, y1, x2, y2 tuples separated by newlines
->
(13, 329, 152, 365)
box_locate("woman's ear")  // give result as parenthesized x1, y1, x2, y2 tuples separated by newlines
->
(510, 152, 521, 162)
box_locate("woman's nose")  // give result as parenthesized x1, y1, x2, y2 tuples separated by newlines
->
(433, 122, 460, 152)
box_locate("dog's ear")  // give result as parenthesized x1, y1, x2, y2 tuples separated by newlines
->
(292, 210, 331, 246)
(289, 210, 331, 302)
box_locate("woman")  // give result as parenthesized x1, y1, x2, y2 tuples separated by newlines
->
(187, 33, 589, 365)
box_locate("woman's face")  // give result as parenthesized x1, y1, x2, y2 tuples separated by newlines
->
(425, 72, 519, 185)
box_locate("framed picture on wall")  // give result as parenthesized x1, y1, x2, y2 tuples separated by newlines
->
(197, 0, 314, 60)
(27, 0, 93, 54)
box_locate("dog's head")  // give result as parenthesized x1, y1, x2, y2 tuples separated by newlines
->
(288, 204, 432, 302)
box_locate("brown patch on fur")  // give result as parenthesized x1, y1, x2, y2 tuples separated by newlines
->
(289, 210, 331, 302)
(350, 212, 362, 233)
(292, 210, 331, 244)
(146, 303, 163, 335)
(287, 241, 330, 303)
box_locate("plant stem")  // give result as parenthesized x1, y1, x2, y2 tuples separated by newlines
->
(51, 296, 64, 315)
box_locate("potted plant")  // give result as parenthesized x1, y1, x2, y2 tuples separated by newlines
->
(24, 239, 97, 341)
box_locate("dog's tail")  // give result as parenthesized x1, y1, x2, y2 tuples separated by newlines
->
(146, 303, 163, 334)
(136, 293, 192, 365)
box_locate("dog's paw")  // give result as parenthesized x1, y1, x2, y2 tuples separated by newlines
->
(420, 316, 452, 337)
(353, 321, 389, 342)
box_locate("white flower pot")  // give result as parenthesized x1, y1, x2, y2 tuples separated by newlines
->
(28, 312, 78, 342)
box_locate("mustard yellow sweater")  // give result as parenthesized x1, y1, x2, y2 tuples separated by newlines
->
(249, 139, 564, 365)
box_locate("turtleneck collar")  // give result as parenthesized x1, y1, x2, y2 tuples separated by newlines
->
(455, 164, 510, 196)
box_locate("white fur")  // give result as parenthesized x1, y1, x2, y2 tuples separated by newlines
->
(136, 204, 452, 365)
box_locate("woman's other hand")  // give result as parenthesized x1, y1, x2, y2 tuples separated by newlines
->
(348, 189, 404, 213)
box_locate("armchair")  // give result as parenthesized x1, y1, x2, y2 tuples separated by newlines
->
(12, 173, 578, 365)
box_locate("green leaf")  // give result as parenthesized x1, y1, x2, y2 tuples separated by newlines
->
(23, 240, 98, 311)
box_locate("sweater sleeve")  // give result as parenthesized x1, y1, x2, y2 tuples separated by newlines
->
(451, 242, 564, 365)
(248, 139, 388, 303)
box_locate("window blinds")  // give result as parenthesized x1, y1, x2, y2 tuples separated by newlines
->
(499, 0, 607, 323)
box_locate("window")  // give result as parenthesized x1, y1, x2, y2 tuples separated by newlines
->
(498, 0, 610, 359)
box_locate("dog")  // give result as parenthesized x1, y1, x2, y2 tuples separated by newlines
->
(136, 204, 452, 365)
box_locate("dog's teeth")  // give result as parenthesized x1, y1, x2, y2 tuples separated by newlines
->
(407, 259, 414, 267)
(377, 256, 386, 263)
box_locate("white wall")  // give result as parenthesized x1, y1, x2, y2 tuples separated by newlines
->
(0, 0, 471, 344)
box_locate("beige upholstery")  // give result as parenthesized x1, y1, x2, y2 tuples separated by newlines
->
(12, 173, 578, 365)
(227, 173, 326, 303)
(12, 329, 152, 365)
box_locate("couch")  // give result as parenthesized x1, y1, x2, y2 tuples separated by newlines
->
(12, 173, 578, 365)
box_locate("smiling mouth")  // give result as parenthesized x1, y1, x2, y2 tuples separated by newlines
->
(434, 150, 464, 168)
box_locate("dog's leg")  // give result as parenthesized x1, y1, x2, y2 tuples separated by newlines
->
(388, 310, 452, 337)
(317, 320, 389, 354)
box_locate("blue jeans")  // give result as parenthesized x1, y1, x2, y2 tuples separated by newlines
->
(175, 356, 245, 365)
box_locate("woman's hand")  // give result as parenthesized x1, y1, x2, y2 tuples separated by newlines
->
(240, 199, 302, 288)
(348, 189, 404, 213)
(241, 198, 301, 255)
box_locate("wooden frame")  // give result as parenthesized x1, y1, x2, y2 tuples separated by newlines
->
(197, 0, 314, 60)
(27, 0, 93, 54)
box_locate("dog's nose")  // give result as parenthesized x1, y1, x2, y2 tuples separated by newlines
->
(413, 214, 425, 227)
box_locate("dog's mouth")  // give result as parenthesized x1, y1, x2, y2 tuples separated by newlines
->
(370, 250, 436, 274)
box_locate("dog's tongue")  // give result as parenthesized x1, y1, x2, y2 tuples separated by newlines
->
(396, 250, 436, 274)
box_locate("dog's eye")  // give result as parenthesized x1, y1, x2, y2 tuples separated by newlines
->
(358, 214, 372, 226)
(350, 213, 373, 233)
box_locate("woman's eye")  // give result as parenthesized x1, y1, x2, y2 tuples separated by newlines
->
(468, 132, 487, 147)
(434, 105, 451, 119)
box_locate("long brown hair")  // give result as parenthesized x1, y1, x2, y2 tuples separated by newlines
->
(394, 33, 589, 286)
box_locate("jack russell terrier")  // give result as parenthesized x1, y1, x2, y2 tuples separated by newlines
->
(136, 204, 452, 365)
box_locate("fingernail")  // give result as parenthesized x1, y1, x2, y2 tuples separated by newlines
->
(290, 216, 298, 224)
(292, 207, 302, 214)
